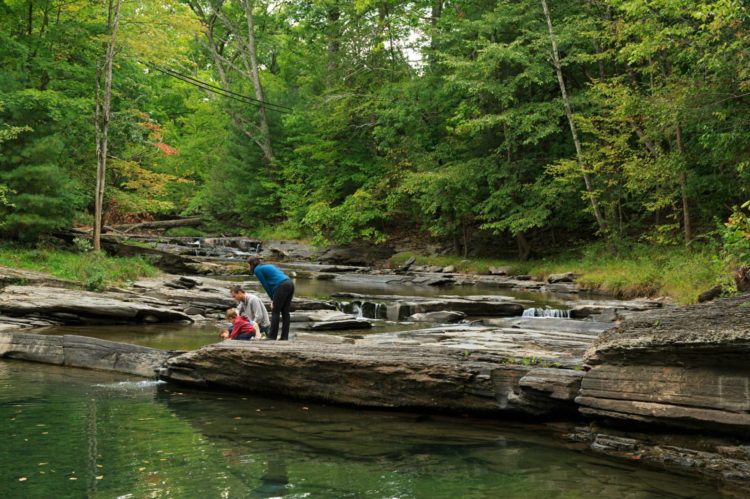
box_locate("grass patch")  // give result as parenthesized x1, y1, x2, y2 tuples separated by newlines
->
(390, 244, 730, 304)
(0, 244, 158, 291)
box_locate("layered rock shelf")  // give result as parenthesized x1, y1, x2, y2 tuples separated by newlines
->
(162, 341, 584, 416)
(577, 294, 750, 433)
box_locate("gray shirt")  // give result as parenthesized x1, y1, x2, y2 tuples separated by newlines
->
(236, 293, 270, 327)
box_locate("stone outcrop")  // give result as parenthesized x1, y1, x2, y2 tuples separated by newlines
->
(0, 285, 193, 325)
(161, 340, 582, 416)
(577, 294, 750, 433)
(0, 332, 176, 377)
(568, 426, 750, 491)
(334, 292, 525, 320)
(408, 311, 466, 323)
(0, 265, 77, 288)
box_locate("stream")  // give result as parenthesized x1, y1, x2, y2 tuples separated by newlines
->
(0, 361, 723, 498)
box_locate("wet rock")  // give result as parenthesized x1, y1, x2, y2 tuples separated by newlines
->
(0, 286, 193, 325)
(400, 256, 416, 271)
(569, 426, 750, 492)
(408, 311, 466, 323)
(0, 265, 77, 289)
(442, 265, 456, 273)
(161, 341, 581, 416)
(578, 294, 750, 433)
(488, 266, 511, 276)
(317, 243, 395, 266)
(547, 272, 575, 284)
(0, 332, 176, 377)
(308, 319, 373, 331)
(568, 299, 663, 319)
(698, 285, 723, 303)
(425, 265, 444, 273)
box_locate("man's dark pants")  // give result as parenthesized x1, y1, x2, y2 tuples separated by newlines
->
(269, 279, 294, 340)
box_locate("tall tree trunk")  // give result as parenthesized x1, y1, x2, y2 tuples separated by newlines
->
(516, 232, 531, 261)
(240, 0, 273, 165)
(428, 1, 443, 68)
(675, 123, 692, 244)
(326, 2, 340, 82)
(540, 0, 607, 235)
(93, 0, 121, 252)
(27, 0, 33, 35)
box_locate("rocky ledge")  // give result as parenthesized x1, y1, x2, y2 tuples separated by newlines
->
(0, 332, 177, 377)
(577, 293, 750, 433)
(0, 285, 192, 326)
(161, 340, 583, 416)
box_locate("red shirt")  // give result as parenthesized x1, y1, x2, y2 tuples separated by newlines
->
(229, 315, 256, 339)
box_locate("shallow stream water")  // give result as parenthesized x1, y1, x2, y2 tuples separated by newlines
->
(0, 361, 724, 498)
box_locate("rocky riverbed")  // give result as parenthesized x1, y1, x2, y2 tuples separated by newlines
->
(1, 259, 749, 490)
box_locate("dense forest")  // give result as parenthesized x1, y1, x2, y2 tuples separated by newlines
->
(1, 0, 749, 259)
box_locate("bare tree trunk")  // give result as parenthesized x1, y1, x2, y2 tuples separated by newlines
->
(540, 0, 607, 235)
(675, 123, 692, 244)
(240, 0, 273, 164)
(93, 0, 121, 252)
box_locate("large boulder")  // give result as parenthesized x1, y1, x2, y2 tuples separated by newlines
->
(577, 294, 750, 433)
(317, 243, 395, 266)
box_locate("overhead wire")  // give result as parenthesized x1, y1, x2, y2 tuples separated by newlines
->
(146, 63, 292, 114)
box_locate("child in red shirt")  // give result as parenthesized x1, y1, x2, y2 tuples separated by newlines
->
(220, 309, 257, 340)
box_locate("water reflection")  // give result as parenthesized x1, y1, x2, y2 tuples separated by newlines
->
(0, 361, 725, 498)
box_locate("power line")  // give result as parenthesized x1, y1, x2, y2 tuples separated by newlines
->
(146, 63, 292, 113)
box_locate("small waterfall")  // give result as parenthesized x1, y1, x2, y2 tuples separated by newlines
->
(522, 307, 570, 319)
(352, 303, 364, 319)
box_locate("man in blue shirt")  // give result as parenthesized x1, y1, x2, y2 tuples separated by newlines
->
(247, 256, 295, 340)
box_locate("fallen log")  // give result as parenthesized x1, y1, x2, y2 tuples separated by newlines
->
(111, 216, 203, 233)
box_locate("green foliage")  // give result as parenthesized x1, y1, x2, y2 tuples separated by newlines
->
(0, 0, 749, 270)
(0, 244, 157, 289)
(719, 201, 750, 268)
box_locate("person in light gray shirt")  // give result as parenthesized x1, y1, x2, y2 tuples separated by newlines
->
(230, 285, 271, 336)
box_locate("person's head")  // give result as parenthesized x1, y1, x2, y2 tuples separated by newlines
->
(225, 308, 238, 321)
(247, 256, 261, 273)
(230, 285, 246, 301)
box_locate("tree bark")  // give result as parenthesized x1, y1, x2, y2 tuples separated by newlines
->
(540, 0, 607, 235)
(93, 0, 121, 252)
(516, 232, 531, 261)
(240, 0, 273, 164)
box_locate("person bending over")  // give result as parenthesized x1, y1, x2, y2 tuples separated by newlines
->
(230, 285, 271, 338)
(247, 256, 294, 341)
(220, 309, 257, 341)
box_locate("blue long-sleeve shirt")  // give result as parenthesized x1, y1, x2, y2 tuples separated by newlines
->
(254, 264, 290, 299)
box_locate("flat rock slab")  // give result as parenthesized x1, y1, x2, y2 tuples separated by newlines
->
(578, 294, 750, 433)
(0, 332, 176, 377)
(162, 341, 582, 416)
(0, 265, 77, 288)
(0, 285, 193, 324)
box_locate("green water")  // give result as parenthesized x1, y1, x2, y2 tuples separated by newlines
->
(0, 361, 723, 498)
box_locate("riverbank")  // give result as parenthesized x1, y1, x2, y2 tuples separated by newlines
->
(390, 244, 727, 304)
(0, 244, 157, 291)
